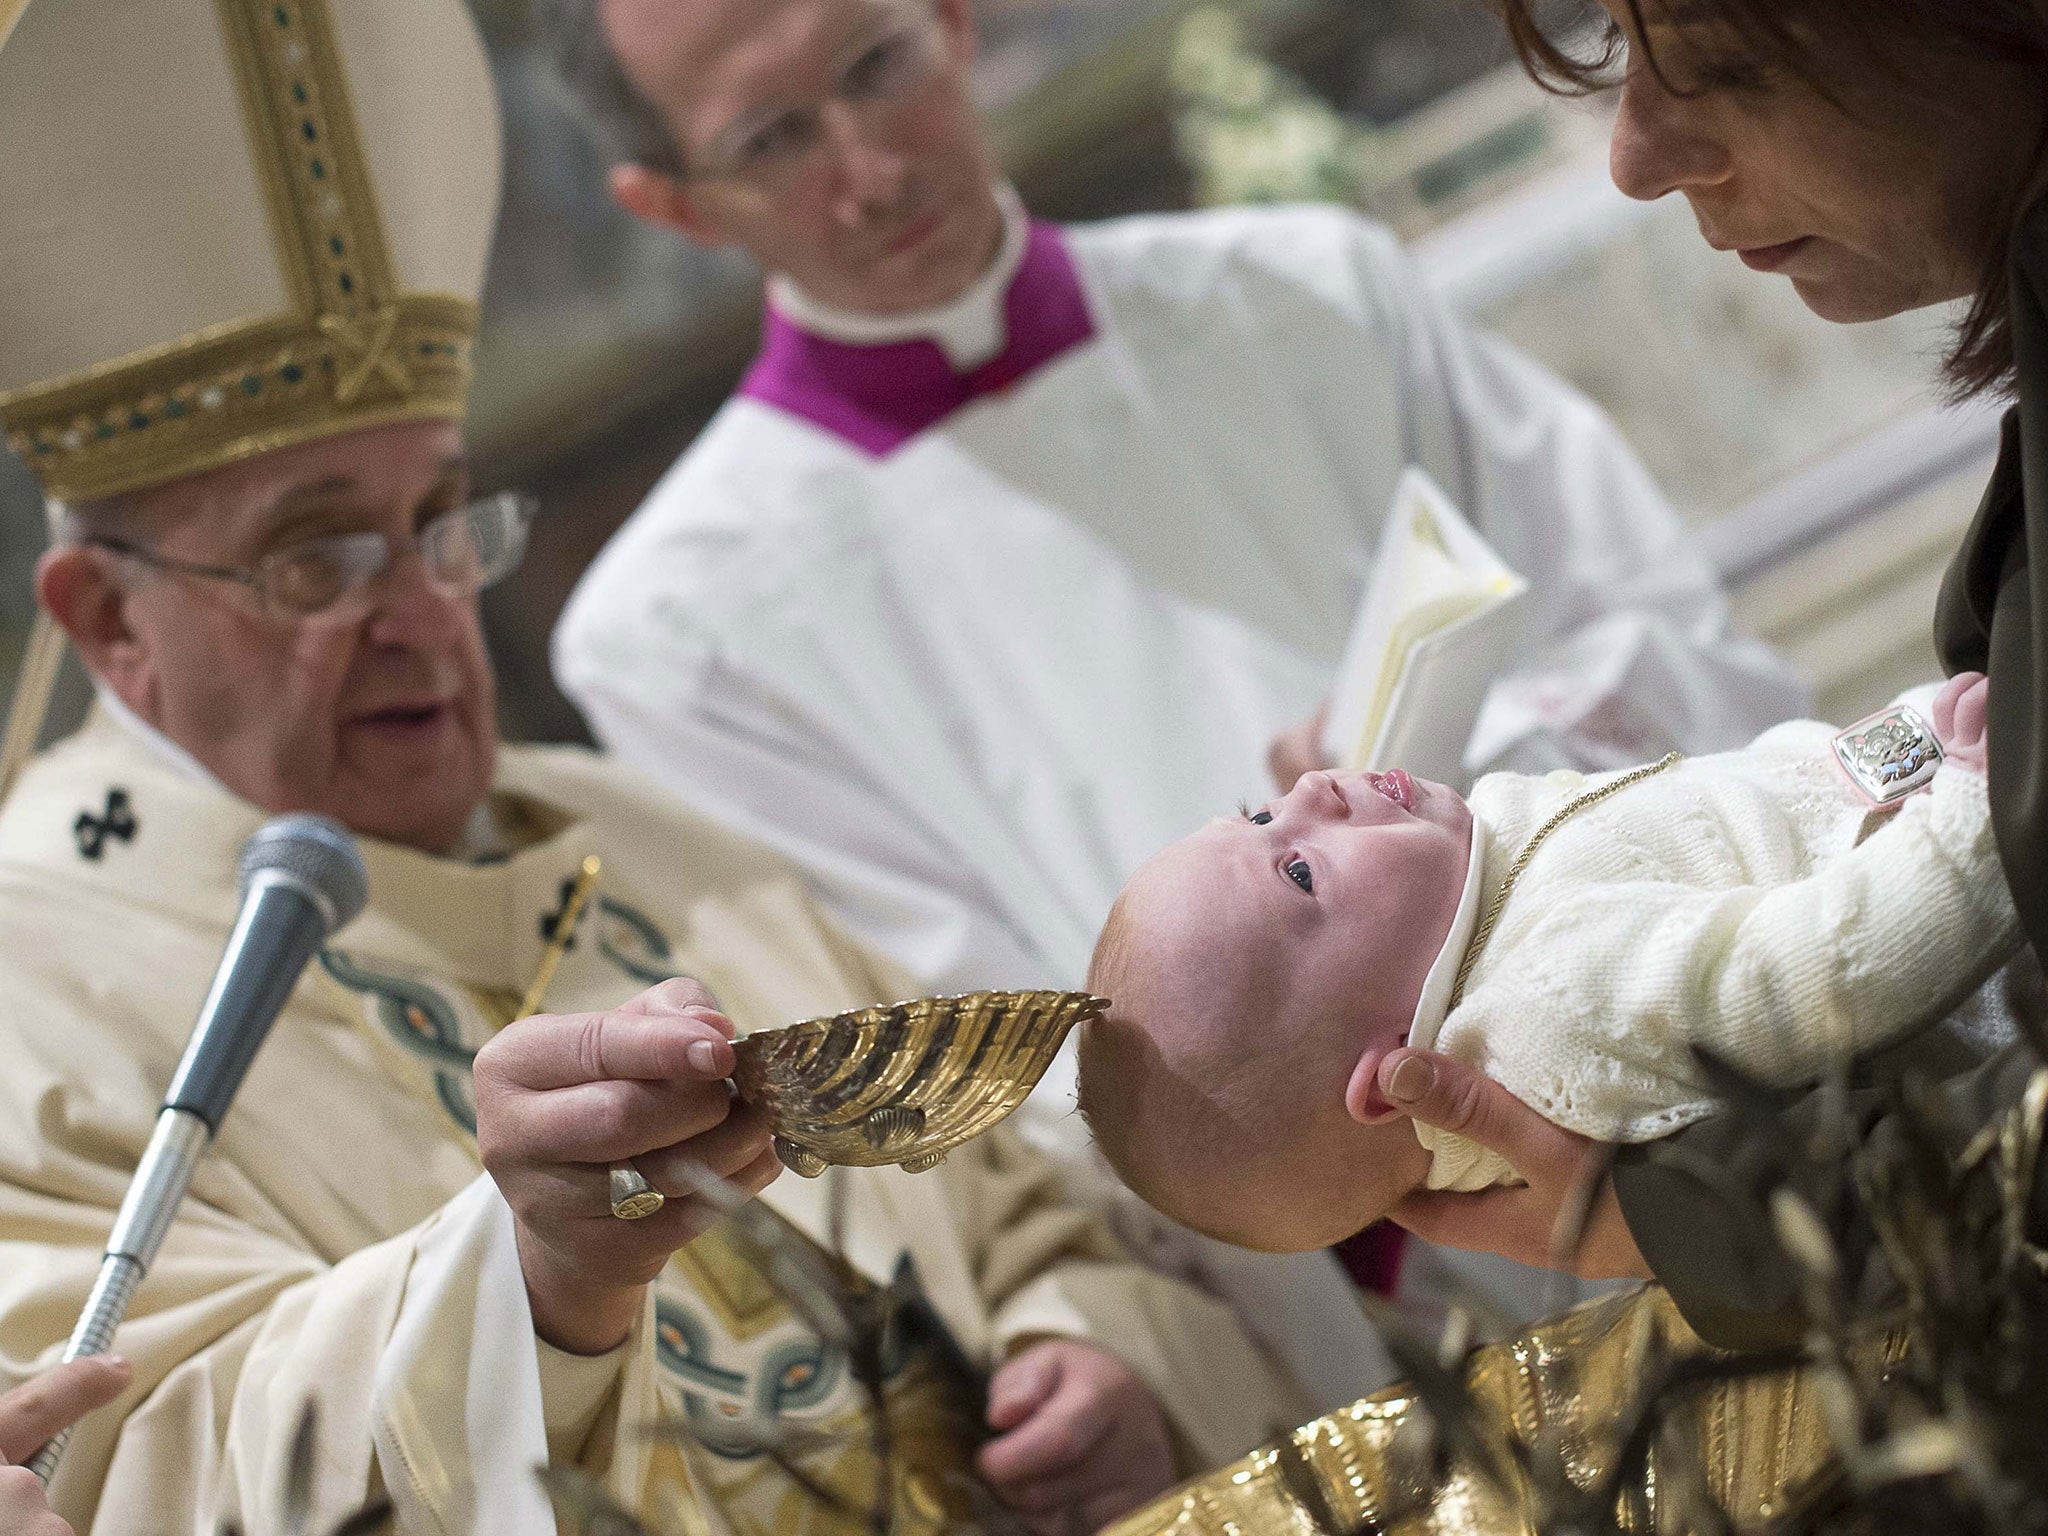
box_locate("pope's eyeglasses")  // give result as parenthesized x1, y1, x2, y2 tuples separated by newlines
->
(85, 490, 537, 620)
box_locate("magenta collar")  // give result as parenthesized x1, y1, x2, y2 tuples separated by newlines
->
(736, 221, 1096, 457)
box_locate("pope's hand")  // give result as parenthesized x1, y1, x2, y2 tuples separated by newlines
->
(0, 1355, 132, 1536)
(977, 1339, 1177, 1534)
(473, 977, 782, 1355)
(1376, 1049, 1651, 1281)
(1268, 701, 1332, 794)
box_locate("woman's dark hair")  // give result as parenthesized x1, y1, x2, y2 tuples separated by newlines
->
(1489, 0, 2048, 398)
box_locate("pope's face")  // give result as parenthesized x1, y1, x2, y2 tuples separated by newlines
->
(1594, 0, 2041, 323)
(79, 421, 498, 853)
(1130, 768, 1474, 1070)
(601, 0, 1004, 315)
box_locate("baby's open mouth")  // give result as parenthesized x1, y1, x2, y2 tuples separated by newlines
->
(1361, 770, 1416, 811)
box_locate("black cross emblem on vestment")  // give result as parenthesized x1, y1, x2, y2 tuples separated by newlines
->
(539, 876, 582, 950)
(74, 788, 137, 861)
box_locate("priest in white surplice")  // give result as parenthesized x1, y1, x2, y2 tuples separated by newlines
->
(540, 0, 1809, 1398)
(0, 3, 1299, 1531)
(548, 0, 1805, 1049)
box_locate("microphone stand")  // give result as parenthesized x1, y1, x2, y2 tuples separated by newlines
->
(26, 1108, 211, 1482)
(28, 845, 362, 1486)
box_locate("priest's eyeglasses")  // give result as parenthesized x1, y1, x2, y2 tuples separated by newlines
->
(684, 7, 945, 190)
(86, 490, 537, 620)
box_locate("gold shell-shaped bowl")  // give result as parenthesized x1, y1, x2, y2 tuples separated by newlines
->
(731, 990, 1107, 1176)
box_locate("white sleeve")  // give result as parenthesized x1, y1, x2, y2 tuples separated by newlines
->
(66, 1177, 658, 1536)
(1464, 769, 2022, 1140)
(1679, 769, 2022, 1076)
(1354, 222, 1813, 772)
(556, 616, 1048, 996)
(536, 1337, 629, 1464)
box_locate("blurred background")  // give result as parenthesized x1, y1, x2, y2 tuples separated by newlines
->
(0, 0, 2002, 743)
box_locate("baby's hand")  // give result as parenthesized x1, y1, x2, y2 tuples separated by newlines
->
(1932, 671, 1989, 773)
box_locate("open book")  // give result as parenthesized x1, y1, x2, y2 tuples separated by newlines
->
(1318, 468, 1530, 788)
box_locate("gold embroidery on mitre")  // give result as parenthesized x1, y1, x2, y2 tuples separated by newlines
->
(0, 0, 478, 501)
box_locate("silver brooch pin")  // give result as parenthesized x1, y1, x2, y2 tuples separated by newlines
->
(1832, 704, 1943, 805)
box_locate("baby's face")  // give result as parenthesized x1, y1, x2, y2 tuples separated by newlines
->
(1166, 768, 1473, 1051)
(1081, 768, 1472, 1250)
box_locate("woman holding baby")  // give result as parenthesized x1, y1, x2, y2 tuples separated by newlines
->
(1361, 0, 2048, 1351)
(1096, 10, 2046, 1529)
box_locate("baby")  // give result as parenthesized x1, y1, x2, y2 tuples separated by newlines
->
(1077, 673, 2020, 1253)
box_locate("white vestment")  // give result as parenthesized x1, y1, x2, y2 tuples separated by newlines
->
(557, 199, 1805, 1008)
(1418, 728, 2021, 1192)
(0, 712, 1296, 1535)
(554, 199, 1806, 1395)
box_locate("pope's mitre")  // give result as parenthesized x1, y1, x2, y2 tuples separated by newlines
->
(0, 0, 501, 503)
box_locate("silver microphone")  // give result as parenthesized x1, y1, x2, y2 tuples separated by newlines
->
(29, 815, 367, 1484)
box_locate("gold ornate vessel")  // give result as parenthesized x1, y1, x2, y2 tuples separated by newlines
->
(1102, 1286, 1859, 1536)
(731, 989, 1106, 1177)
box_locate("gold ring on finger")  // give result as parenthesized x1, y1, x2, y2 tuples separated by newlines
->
(608, 1162, 666, 1221)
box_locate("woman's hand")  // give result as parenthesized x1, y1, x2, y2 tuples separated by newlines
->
(1376, 1049, 1652, 1280)
(0, 1355, 132, 1536)
(1932, 670, 1989, 772)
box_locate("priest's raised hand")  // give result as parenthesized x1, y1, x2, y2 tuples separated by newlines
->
(473, 976, 781, 1356)
(978, 1338, 1177, 1533)
(1267, 701, 1332, 795)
